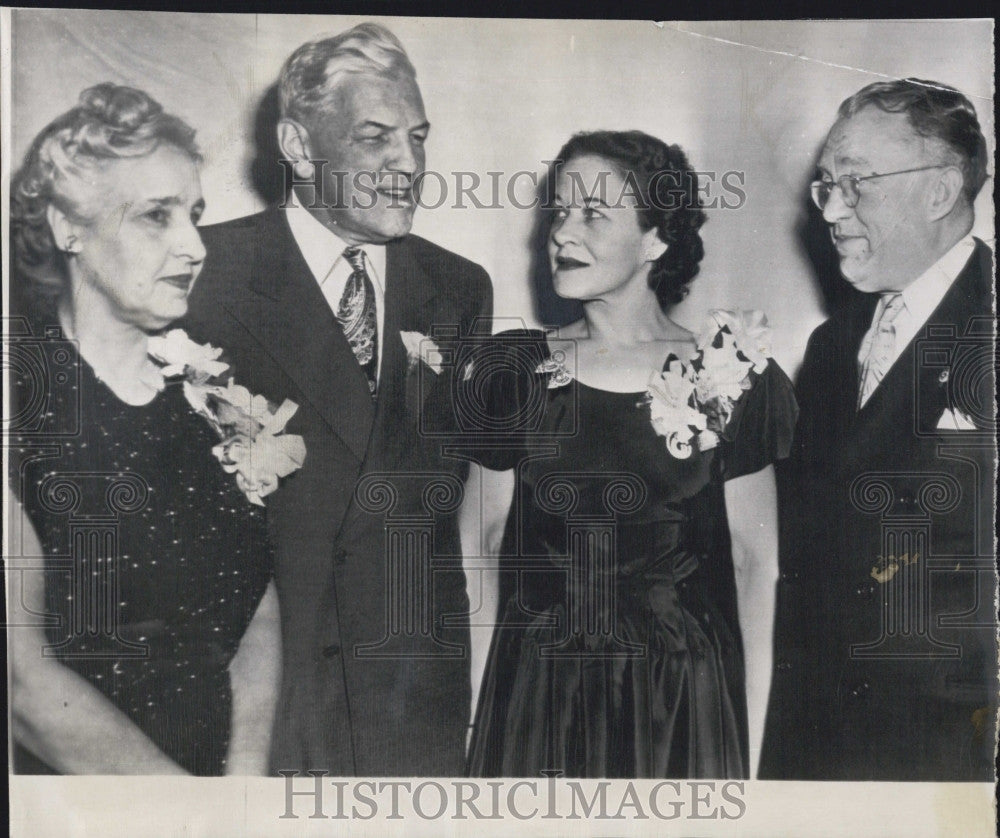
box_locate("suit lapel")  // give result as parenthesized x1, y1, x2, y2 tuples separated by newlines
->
(223, 208, 375, 461)
(855, 242, 989, 430)
(367, 239, 445, 468)
(839, 296, 878, 424)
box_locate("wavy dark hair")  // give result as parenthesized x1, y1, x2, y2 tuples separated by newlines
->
(551, 130, 707, 309)
(10, 83, 201, 304)
(838, 77, 988, 203)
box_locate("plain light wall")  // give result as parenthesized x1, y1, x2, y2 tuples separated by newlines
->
(9, 12, 995, 375)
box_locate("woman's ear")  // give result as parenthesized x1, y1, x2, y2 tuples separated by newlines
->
(642, 229, 668, 263)
(46, 204, 82, 254)
(277, 119, 316, 181)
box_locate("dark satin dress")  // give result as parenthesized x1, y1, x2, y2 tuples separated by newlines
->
(11, 339, 272, 775)
(463, 330, 796, 779)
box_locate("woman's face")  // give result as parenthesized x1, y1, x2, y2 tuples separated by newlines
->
(548, 154, 662, 303)
(69, 143, 206, 331)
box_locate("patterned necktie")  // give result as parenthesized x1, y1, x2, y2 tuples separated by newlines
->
(338, 246, 379, 398)
(857, 293, 905, 409)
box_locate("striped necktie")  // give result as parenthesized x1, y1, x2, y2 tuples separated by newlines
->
(338, 246, 379, 398)
(857, 293, 905, 409)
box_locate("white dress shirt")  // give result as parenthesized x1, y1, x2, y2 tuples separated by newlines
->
(285, 200, 387, 382)
(857, 234, 976, 404)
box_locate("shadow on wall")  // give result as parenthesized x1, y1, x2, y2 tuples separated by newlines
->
(794, 167, 863, 320)
(527, 166, 584, 329)
(249, 84, 285, 207)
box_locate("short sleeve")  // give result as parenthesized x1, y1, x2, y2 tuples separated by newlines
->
(719, 360, 798, 481)
(452, 329, 551, 472)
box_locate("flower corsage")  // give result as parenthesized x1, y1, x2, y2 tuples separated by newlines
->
(400, 330, 444, 374)
(644, 310, 772, 459)
(147, 329, 306, 505)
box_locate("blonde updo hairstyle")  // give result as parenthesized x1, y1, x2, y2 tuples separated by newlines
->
(10, 83, 201, 304)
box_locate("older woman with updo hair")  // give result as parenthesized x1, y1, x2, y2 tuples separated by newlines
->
(8, 84, 280, 775)
(461, 130, 797, 779)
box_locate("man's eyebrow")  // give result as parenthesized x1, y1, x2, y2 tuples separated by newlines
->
(582, 195, 610, 207)
(354, 120, 395, 131)
(354, 120, 431, 133)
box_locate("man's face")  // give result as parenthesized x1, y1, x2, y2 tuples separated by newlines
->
(305, 72, 428, 245)
(816, 106, 943, 293)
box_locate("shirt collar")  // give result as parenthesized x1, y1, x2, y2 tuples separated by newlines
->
(284, 198, 386, 285)
(896, 234, 975, 323)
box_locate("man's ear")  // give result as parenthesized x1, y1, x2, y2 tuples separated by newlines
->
(277, 119, 315, 180)
(927, 165, 965, 222)
(46, 204, 83, 254)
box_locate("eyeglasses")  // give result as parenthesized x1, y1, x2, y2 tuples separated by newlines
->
(810, 165, 946, 210)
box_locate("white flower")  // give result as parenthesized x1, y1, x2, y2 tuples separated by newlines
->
(648, 358, 696, 408)
(160, 331, 306, 504)
(697, 429, 720, 451)
(212, 397, 304, 505)
(646, 363, 706, 460)
(213, 379, 272, 423)
(646, 311, 774, 459)
(148, 328, 229, 379)
(937, 407, 977, 431)
(697, 336, 754, 405)
(181, 380, 214, 426)
(698, 309, 772, 374)
(400, 331, 444, 374)
(213, 430, 306, 506)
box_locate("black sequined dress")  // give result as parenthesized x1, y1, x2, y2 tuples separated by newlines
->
(11, 339, 272, 775)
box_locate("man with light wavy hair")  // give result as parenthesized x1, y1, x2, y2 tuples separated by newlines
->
(186, 22, 492, 776)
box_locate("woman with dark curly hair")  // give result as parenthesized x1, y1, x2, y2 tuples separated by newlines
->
(8, 84, 282, 775)
(462, 130, 797, 778)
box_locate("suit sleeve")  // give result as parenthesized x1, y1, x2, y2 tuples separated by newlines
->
(466, 264, 494, 337)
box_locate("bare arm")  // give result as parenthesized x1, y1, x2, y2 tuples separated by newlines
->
(8, 498, 188, 775)
(224, 579, 281, 775)
(458, 463, 515, 726)
(724, 465, 779, 779)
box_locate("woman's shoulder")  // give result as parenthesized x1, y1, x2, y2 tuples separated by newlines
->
(469, 327, 568, 388)
(491, 327, 550, 341)
(689, 309, 797, 477)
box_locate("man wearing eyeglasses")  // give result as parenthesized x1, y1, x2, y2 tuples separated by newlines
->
(762, 78, 996, 781)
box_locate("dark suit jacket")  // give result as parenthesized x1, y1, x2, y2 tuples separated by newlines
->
(184, 207, 492, 776)
(762, 239, 996, 781)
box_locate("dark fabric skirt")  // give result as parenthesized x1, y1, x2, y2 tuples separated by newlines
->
(467, 573, 748, 779)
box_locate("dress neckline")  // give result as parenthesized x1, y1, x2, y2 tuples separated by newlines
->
(79, 349, 166, 410)
(539, 330, 695, 395)
(573, 379, 647, 397)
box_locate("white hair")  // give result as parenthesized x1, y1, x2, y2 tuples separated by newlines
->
(279, 22, 417, 129)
